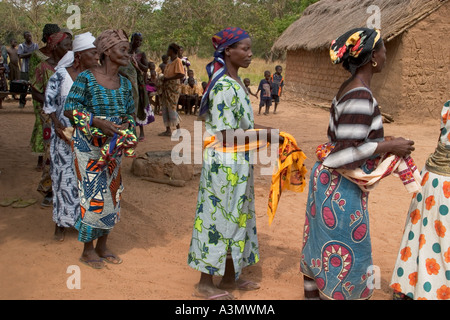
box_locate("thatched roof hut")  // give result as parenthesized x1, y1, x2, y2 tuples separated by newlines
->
(272, 0, 450, 118)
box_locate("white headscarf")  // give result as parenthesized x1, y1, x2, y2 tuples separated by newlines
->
(56, 51, 74, 70)
(55, 32, 96, 70)
(72, 32, 96, 53)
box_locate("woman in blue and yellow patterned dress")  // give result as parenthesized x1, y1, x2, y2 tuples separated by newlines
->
(64, 29, 137, 269)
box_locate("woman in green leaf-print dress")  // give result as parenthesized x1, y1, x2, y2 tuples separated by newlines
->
(188, 27, 283, 300)
(188, 72, 259, 283)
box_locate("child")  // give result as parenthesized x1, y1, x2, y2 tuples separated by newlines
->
(145, 62, 157, 92)
(183, 69, 198, 85)
(201, 81, 207, 94)
(154, 70, 165, 115)
(146, 69, 158, 104)
(158, 54, 169, 74)
(256, 70, 272, 115)
(271, 65, 284, 114)
(180, 77, 201, 115)
(243, 78, 257, 98)
(148, 61, 156, 73)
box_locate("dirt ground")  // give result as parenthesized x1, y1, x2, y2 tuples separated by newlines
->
(0, 91, 440, 300)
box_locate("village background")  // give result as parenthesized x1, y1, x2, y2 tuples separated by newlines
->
(0, 0, 449, 300)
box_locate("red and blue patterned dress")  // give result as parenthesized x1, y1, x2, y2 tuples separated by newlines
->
(300, 87, 384, 300)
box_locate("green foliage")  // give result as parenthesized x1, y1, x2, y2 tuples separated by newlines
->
(0, 0, 320, 58)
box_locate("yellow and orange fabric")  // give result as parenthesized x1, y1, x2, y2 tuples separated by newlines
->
(267, 132, 307, 225)
(203, 130, 307, 225)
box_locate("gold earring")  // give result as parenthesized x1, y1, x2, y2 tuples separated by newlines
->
(372, 61, 378, 67)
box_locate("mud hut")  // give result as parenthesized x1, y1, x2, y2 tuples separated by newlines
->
(272, 0, 450, 119)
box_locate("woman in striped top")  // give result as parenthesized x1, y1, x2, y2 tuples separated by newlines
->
(300, 28, 415, 300)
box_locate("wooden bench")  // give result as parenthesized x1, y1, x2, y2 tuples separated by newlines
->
(0, 91, 30, 99)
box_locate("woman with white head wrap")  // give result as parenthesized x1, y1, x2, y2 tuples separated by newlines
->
(44, 32, 98, 242)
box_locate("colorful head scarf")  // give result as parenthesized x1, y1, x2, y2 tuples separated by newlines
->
(330, 28, 382, 75)
(47, 31, 68, 51)
(94, 29, 129, 55)
(199, 27, 250, 116)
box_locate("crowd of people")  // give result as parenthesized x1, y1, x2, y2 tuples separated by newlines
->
(0, 32, 38, 108)
(1, 22, 449, 301)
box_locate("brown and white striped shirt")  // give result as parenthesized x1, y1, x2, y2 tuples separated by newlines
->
(323, 87, 384, 169)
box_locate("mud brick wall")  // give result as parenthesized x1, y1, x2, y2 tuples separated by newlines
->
(284, 49, 348, 105)
(283, 2, 449, 119)
(284, 40, 404, 116)
(399, 3, 450, 118)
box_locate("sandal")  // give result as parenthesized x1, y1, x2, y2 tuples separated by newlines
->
(236, 280, 260, 291)
(205, 292, 234, 300)
(218, 279, 260, 291)
(0, 197, 20, 207)
(100, 253, 123, 264)
(158, 131, 171, 137)
(40, 196, 53, 208)
(79, 257, 105, 269)
(193, 285, 235, 300)
(12, 198, 37, 208)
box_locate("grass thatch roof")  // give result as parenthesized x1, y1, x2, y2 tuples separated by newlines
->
(272, 0, 449, 52)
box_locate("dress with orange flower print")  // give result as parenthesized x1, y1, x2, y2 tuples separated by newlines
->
(390, 100, 450, 300)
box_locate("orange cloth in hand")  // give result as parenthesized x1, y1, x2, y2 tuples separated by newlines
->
(268, 132, 307, 225)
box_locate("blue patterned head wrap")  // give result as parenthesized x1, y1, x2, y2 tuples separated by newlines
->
(199, 27, 250, 116)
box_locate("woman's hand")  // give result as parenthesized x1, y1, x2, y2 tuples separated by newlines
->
(218, 127, 285, 147)
(254, 124, 284, 145)
(54, 121, 71, 144)
(376, 137, 415, 158)
(49, 113, 70, 144)
(120, 122, 130, 131)
(389, 137, 415, 157)
(92, 118, 121, 137)
(131, 55, 139, 68)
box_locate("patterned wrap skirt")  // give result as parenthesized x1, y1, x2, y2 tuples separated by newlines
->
(72, 116, 124, 243)
(300, 161, 374, 300)
(188, 148, 259, 278)
(160, 79, 181, 127)
(50, 120, 80, 227)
